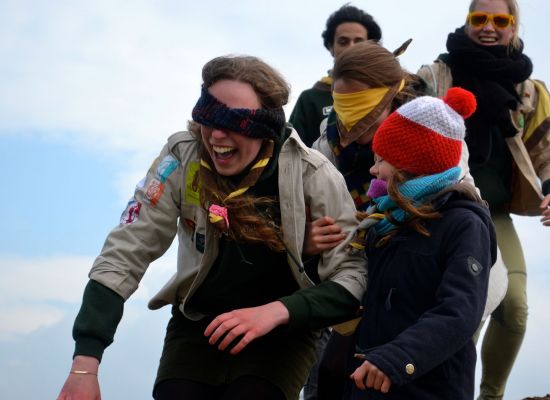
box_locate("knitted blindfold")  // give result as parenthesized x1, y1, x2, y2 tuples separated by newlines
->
(192, 86, 286, 139)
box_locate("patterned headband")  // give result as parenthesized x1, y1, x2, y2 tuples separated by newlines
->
(191, 86, 286, 139)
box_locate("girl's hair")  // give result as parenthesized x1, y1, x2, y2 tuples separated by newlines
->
(467, 0, 521, 50)
(384, 171, 441, 238)
(331, 41, 424, 112)
(188, 55, 291, 252)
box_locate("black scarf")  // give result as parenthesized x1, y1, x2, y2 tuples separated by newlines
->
(443, 27, 533, 164)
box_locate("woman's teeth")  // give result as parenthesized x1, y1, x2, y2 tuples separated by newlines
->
(213, 146, 234, 154)
(213, 145, 235, 159)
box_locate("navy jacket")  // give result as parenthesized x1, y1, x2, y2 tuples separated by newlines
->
(351, 187, 497, 400)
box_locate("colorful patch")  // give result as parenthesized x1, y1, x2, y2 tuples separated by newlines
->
(120, 199, 142, 224)
(184, 218, 196, 232)
(195, 232, 205, 253)
(144, 178, 165, 206)
(156, 154, 179, 183)
(518, 115, 525, 128)
(185, 161, 201, 206)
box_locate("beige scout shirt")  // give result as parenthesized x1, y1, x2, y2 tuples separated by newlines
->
(89, 129, 367, 321)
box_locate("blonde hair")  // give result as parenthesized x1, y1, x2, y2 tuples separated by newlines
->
(467, 0, 521, 50)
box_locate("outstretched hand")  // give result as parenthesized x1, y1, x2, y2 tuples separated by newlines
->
(540, 194, 550, 227)
(204, 301, 290, 355)
(350, 358, 392, 394)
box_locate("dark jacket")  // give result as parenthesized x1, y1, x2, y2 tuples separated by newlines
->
(350, 187, 497, 400)
(289, 80, 333, 147)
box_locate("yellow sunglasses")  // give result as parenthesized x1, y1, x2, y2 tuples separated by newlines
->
(467, 11, 515, 28)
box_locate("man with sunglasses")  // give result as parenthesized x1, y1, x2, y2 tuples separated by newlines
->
(418, 0, 550, 399)
(289, 5, 381, 148)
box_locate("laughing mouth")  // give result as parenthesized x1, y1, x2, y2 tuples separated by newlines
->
(212, 145, 236, 159)
(479, 36, 498, 44)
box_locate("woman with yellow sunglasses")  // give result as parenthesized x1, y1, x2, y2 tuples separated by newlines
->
(419, 0, 550, 399)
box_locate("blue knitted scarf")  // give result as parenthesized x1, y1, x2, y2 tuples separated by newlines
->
(373, 167, 461, 235)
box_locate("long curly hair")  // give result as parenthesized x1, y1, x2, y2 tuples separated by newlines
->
(188, 55, 290, 252)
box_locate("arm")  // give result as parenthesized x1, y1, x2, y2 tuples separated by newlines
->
(417, 61, 452, 98)
(204, 280, 359, 355)
(303, 124, 347, 255)
(89, 142, 184, 299)
(57, 280, 123, 400)
(525, 80, 550, 225)
(304, 160, 367, 298)
(303, 213, 346, 256)
(204, 158, 365, 353)
(59, 140, 185, 398)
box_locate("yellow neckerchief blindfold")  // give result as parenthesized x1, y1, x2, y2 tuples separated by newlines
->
(320, 75, 333, 85)
(332, 80, 405, 132)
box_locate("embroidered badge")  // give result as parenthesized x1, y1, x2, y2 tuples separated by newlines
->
(323, 105, 333, 116)
(184, 218, 196, 232)
(144, 178, 164, 206)
(156, 154, 179, 183)
(120, 199, 142, 224)
(195, 232, 205, 253)
(185, 161, 201, 206)
(518, 115, 525, 129)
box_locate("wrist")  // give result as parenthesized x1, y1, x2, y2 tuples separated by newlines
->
(71, 355, 99, 375)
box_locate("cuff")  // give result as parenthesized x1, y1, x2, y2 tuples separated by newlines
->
(278, 294, 309, 331)
(74, 336, 107, 363)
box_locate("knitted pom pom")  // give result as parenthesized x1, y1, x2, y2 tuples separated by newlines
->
(443, 87, 477, 119)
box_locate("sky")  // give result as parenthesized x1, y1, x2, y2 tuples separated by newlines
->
(0, 0, 549, 399)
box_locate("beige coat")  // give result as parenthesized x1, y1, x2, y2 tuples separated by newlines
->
(418, 61, 550, 216)
(89, 130, 367, 321)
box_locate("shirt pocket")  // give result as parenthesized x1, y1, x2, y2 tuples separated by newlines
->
(180, 204, 207, 254)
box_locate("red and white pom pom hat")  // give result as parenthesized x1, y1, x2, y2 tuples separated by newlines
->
(372, 87, 477, 175)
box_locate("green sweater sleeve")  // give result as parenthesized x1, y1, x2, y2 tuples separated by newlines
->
(279, 281, 359, 331)
(72, 279, 124, 362)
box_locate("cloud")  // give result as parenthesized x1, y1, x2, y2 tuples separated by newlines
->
(0, 251, 177, 339)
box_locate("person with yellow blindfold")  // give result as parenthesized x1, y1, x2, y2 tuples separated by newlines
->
(301, 39, 426, 400)
(289, 5, 382, 149)
(305, 40, 507, 400)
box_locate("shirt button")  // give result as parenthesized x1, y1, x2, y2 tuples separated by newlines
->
(405, 363, 415, 375)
